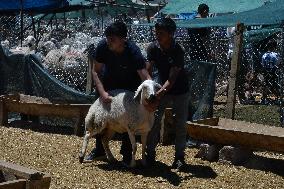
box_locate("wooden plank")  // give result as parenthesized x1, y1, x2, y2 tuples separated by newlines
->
(192, 117, 219, 126)
(0, 179, 26, 189)
(0, 99, 8, 126)
(26, 174, 51, 189)
(5, 101, 90, 118)
(74, 115, 85, 136)
(187, 118, 284, 153)
(226, 23, 245, 119)
(18, 94, 51, 104)
(85, 56, 93, 94)
(0, 160, 43, 180)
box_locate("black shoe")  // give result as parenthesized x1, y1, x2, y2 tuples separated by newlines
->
(171, 159, 186, 170)
(146, 151, 156, 166)
(121, 155, 132, 167)
(84, 150, 107, 162)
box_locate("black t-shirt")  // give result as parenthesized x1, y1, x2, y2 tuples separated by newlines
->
(147, 41, 189, 95)
(92, 39, 146, 92)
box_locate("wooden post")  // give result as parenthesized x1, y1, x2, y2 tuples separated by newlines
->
(20, 0, 24, 47)
(225, 23, 245, 119)
(63, 12, 67, 29)
(279, 20, 284, 127)
(0, 99, 8, 126)
(85, 56, 93, 94)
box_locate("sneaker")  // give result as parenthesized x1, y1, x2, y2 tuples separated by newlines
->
(146, 152, 156, 166)
(84, 151, 107, 162)
(121, 155, 132, 167)
(171, 159, 186, 170)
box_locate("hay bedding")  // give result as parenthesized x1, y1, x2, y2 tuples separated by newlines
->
(1, 126, 284, 189)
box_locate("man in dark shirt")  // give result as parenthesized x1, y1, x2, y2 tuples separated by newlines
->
(146, 18, 190, 169)
(85, 21, 151, 166)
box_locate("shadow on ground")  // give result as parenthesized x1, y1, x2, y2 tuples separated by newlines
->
(244, 153, 284, 176)
(7, 120, 75, 135)
(97, 160, 217, 186)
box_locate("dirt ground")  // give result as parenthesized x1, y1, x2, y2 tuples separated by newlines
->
(1, 124, 284, 189)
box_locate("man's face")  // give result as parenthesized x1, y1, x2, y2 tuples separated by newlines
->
(155, 28, 172, 47)
(106, 35, 125, 53)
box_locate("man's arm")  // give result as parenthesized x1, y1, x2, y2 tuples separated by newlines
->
(92, 60, 112, 103)
(137, 68, 152, 81)
(156, 66, 181, 99)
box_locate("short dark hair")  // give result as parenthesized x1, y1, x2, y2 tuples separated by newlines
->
(198, 3, 209, 14)
(154, 17, 176, 34)
(104, 21, 128, 38)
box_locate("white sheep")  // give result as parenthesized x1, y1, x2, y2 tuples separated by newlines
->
(23, 36, 36, 51)
(79, 80, 161, 167)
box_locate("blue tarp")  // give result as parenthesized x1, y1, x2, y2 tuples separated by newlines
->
(0, 0, 69, 13)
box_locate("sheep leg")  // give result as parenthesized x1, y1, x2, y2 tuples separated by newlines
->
(79, 130, 94, 163)
(101, 129, 116, 163)
(141, 133, 148, 167)
(127, 130, 137, 168)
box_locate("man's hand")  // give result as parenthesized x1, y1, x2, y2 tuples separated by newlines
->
(100, 92, 112, 103)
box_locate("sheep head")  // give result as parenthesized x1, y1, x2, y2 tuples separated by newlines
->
(134, 80, 161, 105)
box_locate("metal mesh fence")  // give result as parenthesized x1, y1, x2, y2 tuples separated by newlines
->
(1, 14, 283, 127)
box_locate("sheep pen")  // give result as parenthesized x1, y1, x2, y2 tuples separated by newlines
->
(1, 125, 284, 189)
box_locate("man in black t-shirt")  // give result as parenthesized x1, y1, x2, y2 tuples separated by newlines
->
(146, 18, 190, 169)
(85, 21, 151, 166)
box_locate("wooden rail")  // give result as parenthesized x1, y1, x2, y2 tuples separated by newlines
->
(0, 94, 91, 136)
(0, 160, 51, 189)
(187, 118, 284, 153)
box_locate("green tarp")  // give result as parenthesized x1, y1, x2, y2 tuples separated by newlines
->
(176, 0, 284, 28)
(162, 0, 276, 14)
(37, 0, 155, 19)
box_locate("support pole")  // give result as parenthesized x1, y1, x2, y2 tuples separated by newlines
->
(31, 15, 37, 43)
(86, 53, 93, 94)
(20, 0, 24, 47)
(279, 20, 284, 127)
(225, 23, 245, 119)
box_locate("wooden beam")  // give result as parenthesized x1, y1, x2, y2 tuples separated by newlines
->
(85, 56, 93, 94)
(226, 23, 245, 119)
(26, 174, 51, 189)
(0, 160, 43, 180)
(0, 94, 91, 135)
(187, 118, 284, 153)
(5, 101, 90, 118)
(0, 179, 26, 189)
(0, 99, 8, 126)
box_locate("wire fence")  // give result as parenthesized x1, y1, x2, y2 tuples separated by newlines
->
(1, 14, 283, 127)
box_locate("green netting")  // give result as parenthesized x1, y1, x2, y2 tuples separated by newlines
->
(0, 44, 216, 120)
(176, 0, 284, 28)
(162, 0, 276, 14)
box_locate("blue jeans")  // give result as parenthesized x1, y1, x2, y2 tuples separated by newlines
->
(147, 92, 190, 158)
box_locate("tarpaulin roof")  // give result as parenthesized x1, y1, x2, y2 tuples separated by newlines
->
(176, 0, 284, 28)
(162, 0, 276, 14)
(37, 0, 158, 19)
(0, 0, 69, 14)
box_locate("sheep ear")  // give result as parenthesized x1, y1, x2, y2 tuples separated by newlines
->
(134, 84, 143, 101)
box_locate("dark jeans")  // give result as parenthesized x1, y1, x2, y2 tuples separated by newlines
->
(92, 133, 132, 160)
